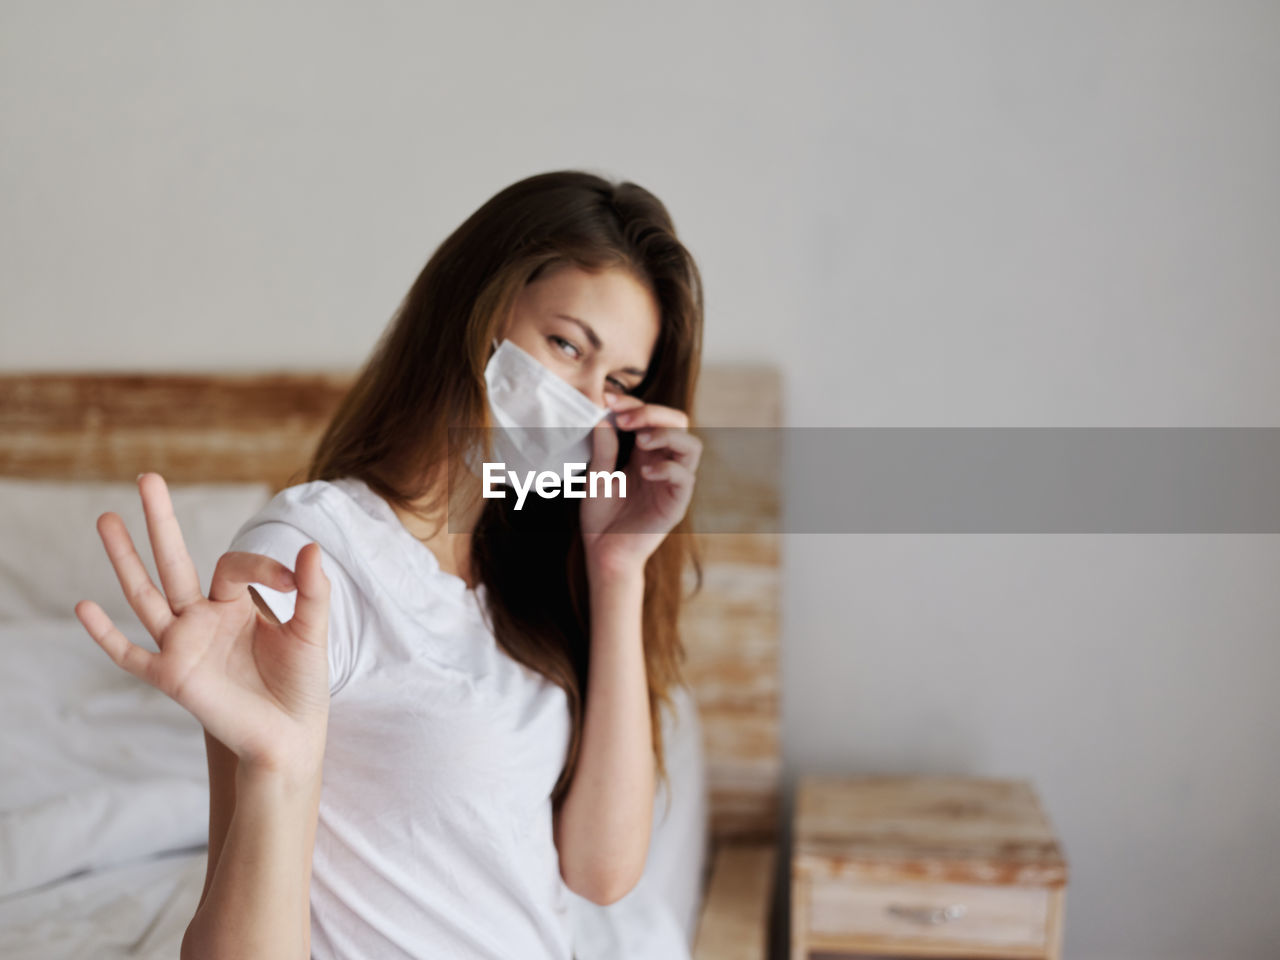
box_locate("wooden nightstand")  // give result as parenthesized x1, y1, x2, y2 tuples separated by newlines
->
(791, 775, 1068, 960)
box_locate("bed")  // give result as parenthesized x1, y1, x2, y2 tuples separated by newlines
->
(0, 367, 781, 959)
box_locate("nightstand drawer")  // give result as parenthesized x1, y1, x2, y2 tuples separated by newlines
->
(807, 877, 1050, 951)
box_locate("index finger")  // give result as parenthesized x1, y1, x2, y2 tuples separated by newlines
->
(208, 550, 299, 603)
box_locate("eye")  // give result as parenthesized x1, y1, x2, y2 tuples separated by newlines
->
(606, 376, 633, 395)
(548, 334, 581, 359)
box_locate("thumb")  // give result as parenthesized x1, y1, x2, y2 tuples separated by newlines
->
(587, 418, 619, 475)
(288, 542, 331, 645)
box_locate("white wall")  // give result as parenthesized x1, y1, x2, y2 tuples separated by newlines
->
(3, 2, 1278, 957)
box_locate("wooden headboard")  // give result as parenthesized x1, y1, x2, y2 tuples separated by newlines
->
(0, 367, 781, 845)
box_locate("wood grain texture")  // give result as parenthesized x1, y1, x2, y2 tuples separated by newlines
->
(794, 774, 1068, 887)
(0, 367, 783, 845)
(682, 366, 782, 842)
(692, 841, 778, 960)
(808, 877, 1050, 948)
(791, 774, 1068, 960)
(0, 372, 351, 490)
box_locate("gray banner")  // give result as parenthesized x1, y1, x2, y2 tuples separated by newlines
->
(450, 428, 1280, 533)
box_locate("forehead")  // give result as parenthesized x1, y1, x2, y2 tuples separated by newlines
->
(524, 264, 660, 359)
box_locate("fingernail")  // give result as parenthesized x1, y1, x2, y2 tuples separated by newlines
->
(636, 431, 651, 446)
(136, 473, 145, 482)
(615, 413, 632, 427)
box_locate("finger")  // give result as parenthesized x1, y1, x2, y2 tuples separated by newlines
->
(209, 551, 298, 603)
(587, 418, 620, 474)
(633, 427, 702, 470)
(639, 458, 696, 491)
(612, 403, 689, 432)
(138, 473, 205, 614)
(75, 598, 159, 684)
(96, 510, 177, 640)
(287, 542, 331, 648)
(605, 393, 645, 413)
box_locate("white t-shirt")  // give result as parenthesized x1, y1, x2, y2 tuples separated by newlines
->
(227, 476, 575, 960)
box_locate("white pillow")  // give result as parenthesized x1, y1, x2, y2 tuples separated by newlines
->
(568, 681, 710, 959)
(0, 478, 273, 624)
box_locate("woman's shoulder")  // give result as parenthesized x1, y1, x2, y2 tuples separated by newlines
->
(230, 475, 480, 625)
(227, 479, 395, 697)
(231, 476, 433, 597)
(227, 479, 376, 594)
(230, 477, 373, 548)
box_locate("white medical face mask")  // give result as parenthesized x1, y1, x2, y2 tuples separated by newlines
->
(478, 338, 610, 478)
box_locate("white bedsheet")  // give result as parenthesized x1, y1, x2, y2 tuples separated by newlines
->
(0, 849, 205, 959)
(0, 618, 209, 958)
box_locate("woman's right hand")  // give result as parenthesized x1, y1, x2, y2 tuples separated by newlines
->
(74, 472, 332, 780)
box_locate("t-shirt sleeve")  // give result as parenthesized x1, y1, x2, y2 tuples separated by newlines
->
(226, 520, 362, 698)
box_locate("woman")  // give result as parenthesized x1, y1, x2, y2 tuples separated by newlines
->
(73, 170, 705, 959)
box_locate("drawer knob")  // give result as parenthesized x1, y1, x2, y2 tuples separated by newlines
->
(886, 903, 968, 925)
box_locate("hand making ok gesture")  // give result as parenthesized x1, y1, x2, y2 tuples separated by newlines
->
(74, 472, 332, 780)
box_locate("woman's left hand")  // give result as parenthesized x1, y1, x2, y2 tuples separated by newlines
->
(580, 394, 701, 581)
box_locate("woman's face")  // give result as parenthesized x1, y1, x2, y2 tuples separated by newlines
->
(499, 263, 660, 408)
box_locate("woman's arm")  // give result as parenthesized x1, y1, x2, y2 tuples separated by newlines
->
(552, 566, 654, 905)
(558, 398, 702, 904)
(183, 572, 334, 959)
(77, 473, 332, 960)
(181, 756, 324, 960)
(196, 730, 238, 914)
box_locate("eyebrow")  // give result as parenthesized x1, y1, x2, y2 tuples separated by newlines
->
(554, 313, 647, 378)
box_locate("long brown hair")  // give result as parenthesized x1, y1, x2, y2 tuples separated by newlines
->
(301, 170, 704, 810)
